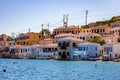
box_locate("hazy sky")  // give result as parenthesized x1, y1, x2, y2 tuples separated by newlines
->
(0, 0, 120, 36)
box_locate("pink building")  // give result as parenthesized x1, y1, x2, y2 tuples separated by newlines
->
(101, 35, 119, 43)
(111, 21, 120, 28)
(110, 27, 120, 36)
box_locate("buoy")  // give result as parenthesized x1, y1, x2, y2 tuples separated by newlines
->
(3, 69, 6, 72)
(13, 62, 18, 64)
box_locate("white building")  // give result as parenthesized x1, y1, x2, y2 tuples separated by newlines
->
(19, 45, 39, 59)
(36, 44, 58, 59)
(103, 43, 120, 60)
(71, 42, 100, 60)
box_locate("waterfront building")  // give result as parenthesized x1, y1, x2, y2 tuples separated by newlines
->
(55, 33, 76, 42)
(110, 27, 120, 36)
(36, 44, 57, 59)
(19, 45, 40, 59)
(9, 45, 21, 58)
(16, 32, 39, 46)
(91, 26, 111, 35)
(111, 21, 120, 28)
(71, 42, 100, 60)
(103, 43, 120, 60)
(76, 33, 101, 42)
(0, 34, 9, 51)
(57, 37, 83, 60)
(53, 25, 81, 35)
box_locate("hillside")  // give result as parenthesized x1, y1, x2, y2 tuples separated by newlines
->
(82, 16, 120, 28)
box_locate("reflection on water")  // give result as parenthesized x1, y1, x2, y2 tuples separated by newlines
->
(0, 59, 120, 80)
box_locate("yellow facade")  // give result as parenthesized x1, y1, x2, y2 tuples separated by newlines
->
(16, 32, 39, 45)
(53, 26, 81, 35)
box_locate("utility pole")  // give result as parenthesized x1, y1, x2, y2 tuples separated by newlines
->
(29, 28, 30, 32)
(47, 23, 49, 31)
(41, 24, 43, 38)
(85, 10, 88, 26)
(78, 25, 80, 34)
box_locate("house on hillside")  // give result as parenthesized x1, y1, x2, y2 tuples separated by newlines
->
(76, 33, 101, 42)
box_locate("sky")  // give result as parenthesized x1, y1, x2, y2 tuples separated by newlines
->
(0, 0, 120, 36)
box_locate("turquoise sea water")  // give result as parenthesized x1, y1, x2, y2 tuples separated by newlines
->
(0, 59, 120, 80)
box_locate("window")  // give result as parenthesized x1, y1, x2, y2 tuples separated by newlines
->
(59, 43, 61, 47)
(97, 29, 99, 33)
(100, 29, 102, 32)
(83, 37, 85, 40)
(66, 42, 69, 47)
(63, 41, 65, 46)
(103, 29, 105, 32)
(55, 48, 57, 51)
(59, 52, 61, 56)
(92, 30, 93, 32)
(73, 43, 76, 47)
(86, 47, 88, 51)
(115, 54, 117, 57)
(95, 47, 97, 51)
(9, 43, 11, 45)
(67, 52, 69, 56)
(21, 49, 22, 53)
(83, 47, 85, 51)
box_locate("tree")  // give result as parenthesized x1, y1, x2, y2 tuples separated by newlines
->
(118, 38, 120, 43)
(100, 40, 106, 45)
(90, 37, 100, 43)
(90, 37, 106, 45)
(39, 29, 51, 39)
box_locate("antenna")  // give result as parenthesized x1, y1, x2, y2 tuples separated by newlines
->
(63, 14, 68, 27)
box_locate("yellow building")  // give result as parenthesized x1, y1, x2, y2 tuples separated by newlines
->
(80, 28, 91, 33)
(91, 26, 111, 35)
(53, 25, 81, 35)
(0, 34, 9, 51)
(16, 32, 39, 45)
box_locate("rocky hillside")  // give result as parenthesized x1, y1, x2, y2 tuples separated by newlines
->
(82, 16, 120, 28)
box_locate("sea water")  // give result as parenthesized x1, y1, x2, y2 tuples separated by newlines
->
(0, 59, 120, 80)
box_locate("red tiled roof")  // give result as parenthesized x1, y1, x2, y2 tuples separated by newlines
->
(40, 44, 57, 48)
(54, 25, 78, 30)
(58, 37, 83, 43)
(55, 33, 76, 38)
